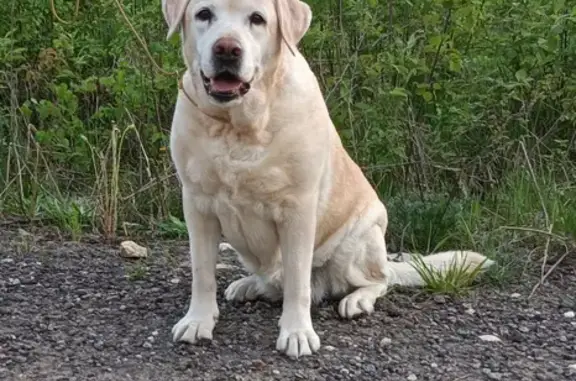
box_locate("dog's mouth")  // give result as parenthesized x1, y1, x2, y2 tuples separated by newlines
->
(201, 71, 251, 103)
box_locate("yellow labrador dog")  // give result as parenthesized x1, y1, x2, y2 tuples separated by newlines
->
(162, 0, 494, 358)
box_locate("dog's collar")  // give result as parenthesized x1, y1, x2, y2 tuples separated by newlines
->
(178, 78, 230, 124)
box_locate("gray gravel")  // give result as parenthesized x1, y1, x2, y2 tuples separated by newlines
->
(1, 226, 575, 381)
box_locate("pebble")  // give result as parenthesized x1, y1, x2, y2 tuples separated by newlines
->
(479, 334, 501, 342)
(482, 369, 503, 380)
(170, 278, 181, 284)
(0, 258, 14, 264)
(433, 295, 446, 304)
(379, 337, 392, 346)
(324, 345, 336, 351)
(510, 293, 521, 298)
(8, 278, 21, 286)
(272, 370, 280, 375)
(407, 374, 417, 381)
(564, 311, 575, 318)
(216, 263, 237, 270)
(218, 242, 235, 252)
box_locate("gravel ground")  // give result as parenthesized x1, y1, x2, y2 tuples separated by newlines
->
(1, 226, 576, 381)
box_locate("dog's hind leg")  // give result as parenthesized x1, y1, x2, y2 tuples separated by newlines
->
(225, 275, 282, 302)
(336, 224, 389, 319)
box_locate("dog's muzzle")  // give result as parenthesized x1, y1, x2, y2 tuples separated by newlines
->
(202, 37, 251, 103)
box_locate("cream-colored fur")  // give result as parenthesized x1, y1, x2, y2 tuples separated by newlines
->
(162, 0, 494, 358)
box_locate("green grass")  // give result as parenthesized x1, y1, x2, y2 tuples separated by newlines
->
(409, 253, 490, 295)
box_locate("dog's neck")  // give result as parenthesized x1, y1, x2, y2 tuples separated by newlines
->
(180, 54, 289, 145)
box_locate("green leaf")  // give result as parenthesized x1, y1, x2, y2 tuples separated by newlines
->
(515, 69, 528, 82)
(390, 87, 409, 98)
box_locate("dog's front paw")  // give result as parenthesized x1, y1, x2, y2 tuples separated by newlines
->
(276, 322, 320, 358)
(172, 308, 218, 344)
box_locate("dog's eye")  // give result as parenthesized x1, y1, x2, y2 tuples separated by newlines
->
(249, 12, 266, 26)
(195, 8, 213, 22)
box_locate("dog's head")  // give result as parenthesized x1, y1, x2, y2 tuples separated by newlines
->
(162, 0, 312, 106)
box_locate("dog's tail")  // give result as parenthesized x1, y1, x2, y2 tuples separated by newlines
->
(385, 250, 494, 287)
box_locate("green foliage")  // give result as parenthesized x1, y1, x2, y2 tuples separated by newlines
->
(0, 0, 575, 280)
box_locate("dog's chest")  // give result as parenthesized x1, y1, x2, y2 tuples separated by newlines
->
(184, 138, 291, 217)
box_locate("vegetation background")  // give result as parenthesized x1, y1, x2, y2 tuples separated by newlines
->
(1, 0, 574, 284)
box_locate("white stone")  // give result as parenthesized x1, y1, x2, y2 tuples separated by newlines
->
(407, 374, 417, 381)
(564, 311, 575, 318)
(478, 334, 501, 342)
(119, 241, 148, 258)
(218, 242, 235, 252)
(510, 293, 521, 298)
(216, 263, 237, 270)
(379, 337, 392, 346)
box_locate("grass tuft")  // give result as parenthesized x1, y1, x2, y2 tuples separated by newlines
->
(409, 253, 491, 296)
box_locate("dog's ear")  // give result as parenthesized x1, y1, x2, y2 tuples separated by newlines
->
(162, 0, 190, 40)
(275, 0, 312, 55)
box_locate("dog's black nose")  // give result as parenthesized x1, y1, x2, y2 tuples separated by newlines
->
(212, 37, 243, 61)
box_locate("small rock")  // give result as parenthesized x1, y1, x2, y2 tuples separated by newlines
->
(568, 364, 576, 371)
(379, 337, 392, 346)
(407, 374, 417, 381)
(324, 345, 336, 351)
(482, 369, 502, 380)
(152, 330, 158, 336)
(120, 241, 148, 258)
(433, 295, 446, 304)
(519, 326, 529, 333)
(143, 342, 152, 349)
(251, 359, 266, 370)
(465, 307, 475, 315)
(0, 258, 14, 264)
(564, 311, 575, 318)
(216, 263, 237, 270)
(218, 242, 235, 252)
(170, 278, 181, 284)
(430, 363, 438, 368)
(272, 370, 280, 375)
(510, 293, 521, 298)
(17, 228, 33, 237)
(8, 278, 20, 286)
(479, 334, 501, 342)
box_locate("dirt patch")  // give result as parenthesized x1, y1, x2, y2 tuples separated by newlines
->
(1, 226, 575, 381)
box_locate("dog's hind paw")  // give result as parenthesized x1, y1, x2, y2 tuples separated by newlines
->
(224, 275, 262, 302)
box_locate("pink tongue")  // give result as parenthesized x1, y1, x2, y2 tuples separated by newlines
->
(211, 78, 242, 93)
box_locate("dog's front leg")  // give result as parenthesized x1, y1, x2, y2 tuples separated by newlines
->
(276, 197, 320, 358)
(172, 190, 221, 344)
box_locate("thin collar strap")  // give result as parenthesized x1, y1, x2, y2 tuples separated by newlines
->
(177, 78, 230, 124)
